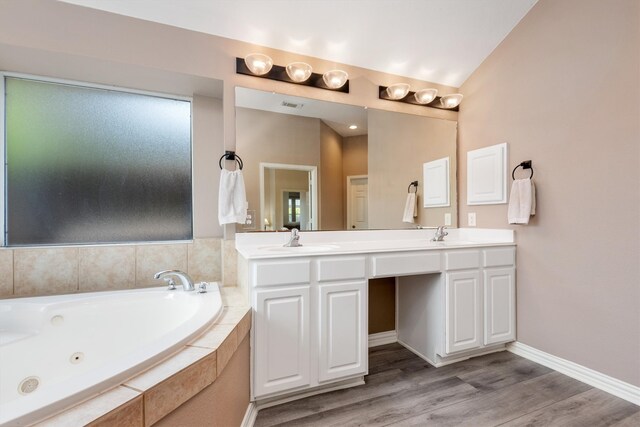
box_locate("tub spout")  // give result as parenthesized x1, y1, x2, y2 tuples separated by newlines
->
(154, 270, 195, 291)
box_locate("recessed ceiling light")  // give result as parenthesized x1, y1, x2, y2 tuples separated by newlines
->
(349, 124, 358, 130)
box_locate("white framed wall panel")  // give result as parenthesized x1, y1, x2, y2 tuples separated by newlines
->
(423, 157, 450, 207)
(467, 143, 508, 205)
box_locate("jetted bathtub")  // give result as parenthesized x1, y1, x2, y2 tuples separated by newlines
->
(0, 285, 223, 426)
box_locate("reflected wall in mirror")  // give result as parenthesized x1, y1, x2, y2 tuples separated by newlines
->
(235, 87, 457, 231)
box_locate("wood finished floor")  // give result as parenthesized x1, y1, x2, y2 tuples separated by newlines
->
(254, 343, 639, 427)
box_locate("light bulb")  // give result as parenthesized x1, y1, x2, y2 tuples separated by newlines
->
(349, 124, 358, 130)
(244, 53, 273, 76)
(440, 93, 463, 109)
(414, 88, 438, 104)
(322, 70, 348, 89)
(386, 83, 410, 100)
(286, 62, 313, 82)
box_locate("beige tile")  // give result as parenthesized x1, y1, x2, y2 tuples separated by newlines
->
(220, 286, 249, 307)
(222, 239, 237, 286)
(79, 246, 135, 292)
(143, 352, 217, 427)
(189, 323, 235, 349)
(14, 248, 78, 296)
(237, 310, 252, 342)
(216, 327, 238, 373)
(135, 244, 187, 287)
(88, 395, 143, 427)
(36, 386, 140, 427)
(0, 250, 13, 297)
(187, 238, 222, 282)
(125, 346, 211, 392)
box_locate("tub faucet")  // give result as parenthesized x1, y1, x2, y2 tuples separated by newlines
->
(154, 270, 195, 291)
(284, 229, 302, 247)
(431, 226, 448, 242)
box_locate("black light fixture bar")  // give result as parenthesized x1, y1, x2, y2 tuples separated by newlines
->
(236, 58, 349, 93)
(378, 86, 459, 111)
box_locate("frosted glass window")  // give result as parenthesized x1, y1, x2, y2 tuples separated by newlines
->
(4, 77, 192, 245)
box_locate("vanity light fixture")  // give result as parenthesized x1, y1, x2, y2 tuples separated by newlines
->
(322, 70, 349, 89)
(236, 56, 349, 93)
(414, 88, 438, 104)
(440, 93, 464, 109)
(379, 85, 462, 111)
(286, 62, 313, 83)
(244, 53, 273, 76)
(386, 83, 411, 100)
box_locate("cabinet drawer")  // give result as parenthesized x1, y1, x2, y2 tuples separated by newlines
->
(444, 250, 480, 270)
(483, 247, 515, 267)
(370, 252, 441, 277)
(252, 260, 310, 287)
(316, 256, 366, 282)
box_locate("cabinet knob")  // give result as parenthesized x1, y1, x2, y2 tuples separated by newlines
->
(352, 225, 356, 229)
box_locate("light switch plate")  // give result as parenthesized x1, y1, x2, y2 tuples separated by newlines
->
(468, 212, 477, 227)
(444, 213, 452, 226)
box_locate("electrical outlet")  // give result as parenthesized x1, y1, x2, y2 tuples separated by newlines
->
(444, 213, 452, 226)
(468, 212, 477, 227)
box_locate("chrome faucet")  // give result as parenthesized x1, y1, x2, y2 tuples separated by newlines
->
(283, 229, 302, 247)
(431, 226, 448, 242)
(154, 270, 195, 291)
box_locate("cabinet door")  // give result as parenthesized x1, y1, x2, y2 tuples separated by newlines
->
(484, 267, 516, 345)
(445, 271, 482, 354)
(254, 286, 310, 398)
(318, 281, 367, 382)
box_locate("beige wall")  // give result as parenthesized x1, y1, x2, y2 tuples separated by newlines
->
(368, 109, 458, 229)
(343, 135, 369, 225)
(320, 122, 345, 230)
(458, 0, 640, 386)
(369, 278, 396, 334)
(236, 107, 321, 230)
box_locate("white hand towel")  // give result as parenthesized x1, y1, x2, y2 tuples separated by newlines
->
(508, 178, 536, 224)
(402, 192, 418, 223)
(218, 169, 248, 225)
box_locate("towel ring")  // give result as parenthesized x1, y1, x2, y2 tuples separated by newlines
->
(511, 160, 533, 180)
(407, 181, 418, 193)
(219, 151, 243, 170)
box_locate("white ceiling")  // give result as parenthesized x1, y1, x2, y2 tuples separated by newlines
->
(60, 0, 537, 87)
(236, 87, 368, 137)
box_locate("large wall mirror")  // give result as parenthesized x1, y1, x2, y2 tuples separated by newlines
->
(235, 87, 458, 232)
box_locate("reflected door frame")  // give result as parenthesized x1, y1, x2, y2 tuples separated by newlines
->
(346, 175, 368, 230)
(259, 162, 318, 231)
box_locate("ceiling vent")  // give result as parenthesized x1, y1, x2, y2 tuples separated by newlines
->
(281, 101, 303, 109)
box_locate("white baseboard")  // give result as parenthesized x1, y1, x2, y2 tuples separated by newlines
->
(240, 402, 258, 427)
(369, 330, 397, 347)
(507, 342, 640, 406)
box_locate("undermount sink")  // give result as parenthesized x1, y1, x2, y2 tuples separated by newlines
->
(262, 244, 340, 253)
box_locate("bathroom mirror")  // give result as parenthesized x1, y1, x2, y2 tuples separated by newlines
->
(235, 87, 458, 231)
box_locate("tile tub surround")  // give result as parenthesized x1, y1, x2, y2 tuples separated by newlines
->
(0, 238, 227, 298)
(35, 287, 251, 427)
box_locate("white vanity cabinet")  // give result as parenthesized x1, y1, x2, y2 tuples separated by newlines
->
(250, 255, 368, 400)
(240, 235, 516, 402)
(397, 246, 516, 366)
(442, 248, 516, 356)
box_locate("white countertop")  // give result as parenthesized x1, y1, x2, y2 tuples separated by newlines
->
(236, 228, 515, 259)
